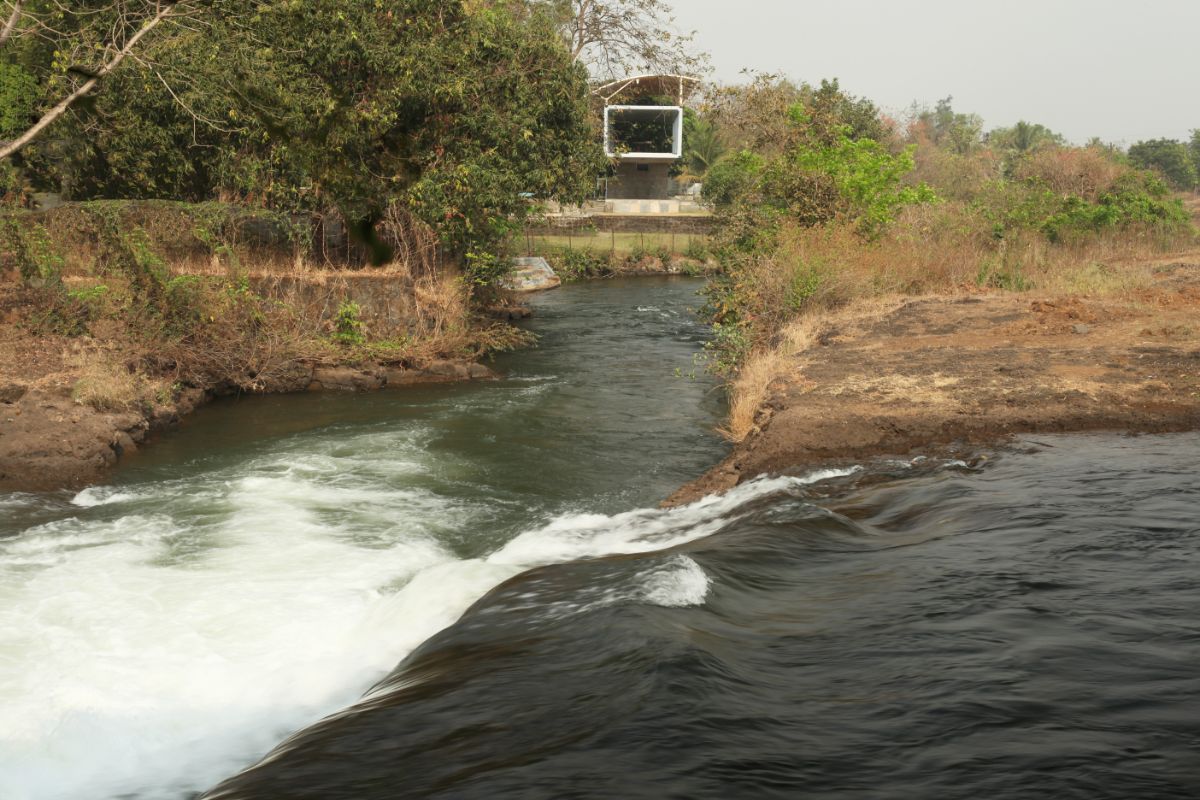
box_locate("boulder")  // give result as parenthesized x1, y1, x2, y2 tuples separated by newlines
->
(498, 257, 561, 293)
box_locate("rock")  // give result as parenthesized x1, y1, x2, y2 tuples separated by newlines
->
(425, 360, 471, 380)
(262, 362, 315, 393)
(309, 366, 385, 392)
(467, 363, 497, 380)
(498, 257, 562, 293)
(0, 382, 27, 404)
(1072, 323, 1092, 335)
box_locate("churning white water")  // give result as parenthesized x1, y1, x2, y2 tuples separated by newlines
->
(0, 278, 751, 799)
(0, 417, 817, 800)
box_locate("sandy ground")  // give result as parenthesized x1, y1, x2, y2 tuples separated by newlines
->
(670, 256, 1200, 504)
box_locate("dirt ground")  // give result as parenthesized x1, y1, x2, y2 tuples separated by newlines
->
(670, 256, 1200, 504)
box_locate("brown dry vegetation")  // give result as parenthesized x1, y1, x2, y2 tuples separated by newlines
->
(0, 202, 526, 491)
(673, 255, 1200, 505)
(721, 221, 1199, 443)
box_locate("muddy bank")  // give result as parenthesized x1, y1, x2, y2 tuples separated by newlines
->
(670, 260, 1200, 505)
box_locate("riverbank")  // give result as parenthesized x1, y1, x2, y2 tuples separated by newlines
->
(0, 273, 507, 493)
(670, 253, 1200, 504)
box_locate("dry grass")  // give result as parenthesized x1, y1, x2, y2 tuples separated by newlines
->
(718, 207, 1198, 442)
(723, 296, 909, 441)
(68, 349, 149, 412)
(720, 349, 789, 441)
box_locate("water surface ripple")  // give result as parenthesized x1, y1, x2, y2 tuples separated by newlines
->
(1, 278, 1198, 799)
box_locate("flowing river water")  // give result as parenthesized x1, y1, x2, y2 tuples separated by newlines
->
(1, 277, 1199, 799)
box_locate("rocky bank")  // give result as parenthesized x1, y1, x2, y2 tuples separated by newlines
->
(670, 257, 1200, 505)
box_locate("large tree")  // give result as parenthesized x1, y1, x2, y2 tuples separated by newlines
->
(541, 0, 706, 79)
(988, 120, 1065, 154)
(202, 0, 603, 269)
(1190, 129, 1200, 191)
(1128, 138, 1198, 191)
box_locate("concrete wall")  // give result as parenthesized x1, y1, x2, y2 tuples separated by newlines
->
(606, 162, 674, 200)
(527, 214, 717, 234)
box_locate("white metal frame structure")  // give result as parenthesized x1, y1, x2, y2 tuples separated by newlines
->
(603, 105, 684, 161)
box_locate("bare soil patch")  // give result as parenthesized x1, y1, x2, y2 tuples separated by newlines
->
(670, 258, 1200, 505)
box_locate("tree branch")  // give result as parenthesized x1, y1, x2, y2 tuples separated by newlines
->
(0, 3, 177, 161)
(0, 1, 22, 47)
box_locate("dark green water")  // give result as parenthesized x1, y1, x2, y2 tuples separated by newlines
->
(3, 277, 1199, 800)
(0, 277, 730, 799)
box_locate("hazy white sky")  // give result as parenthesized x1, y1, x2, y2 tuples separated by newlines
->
(667, 0, 1198, 145)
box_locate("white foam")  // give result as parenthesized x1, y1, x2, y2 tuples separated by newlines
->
(70, 487, 143, 507)
(0, 468, 832, 800)
(793, 466, 863, 484)
(638, 555, 711, 607)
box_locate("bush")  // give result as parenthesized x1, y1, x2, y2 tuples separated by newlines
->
(332, 300, 366, 346)
(552, 248, 613, 281)
(703, 150, 766, 207)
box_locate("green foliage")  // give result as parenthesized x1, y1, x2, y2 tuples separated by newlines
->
(0, 62, 39, 140)
(703, 150, 765, 207)
(978, 170, 1190, 243)
(202, 0, 604, 271)
(975, 252, 1030, 291)
(6, 0, 605, 283)
(1127, 138, 1198, 191)
(684, 237, 710, 261)
(1, 218, 65, 285)
(681, 110, 725, 179)
(1191, 130, 1200, 187)
(67, 284, 110, 306)
(916, 97, 984, 155)
(164, 275, 205, 335)
(785, 262, 823, 312)
(332, 301, 365, 346)
(704, 320, 752, 376)
(464, 250, 512, 287)
(781, 109, 937, 235)
(706, 101, 933, 237)
(552, 248, 614, 281)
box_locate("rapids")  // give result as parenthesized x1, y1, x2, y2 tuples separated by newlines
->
(2, 277, 1198, 799)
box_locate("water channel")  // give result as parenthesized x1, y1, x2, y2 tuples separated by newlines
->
(1, 277, 1198, 799)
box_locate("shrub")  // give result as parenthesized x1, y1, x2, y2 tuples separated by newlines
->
(703, 150, 766, 207)
(553, 248, 613, 281)
(332, 300, 366, 346)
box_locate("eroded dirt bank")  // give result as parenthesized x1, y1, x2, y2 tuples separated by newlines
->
(0, 351, 497, 495)
(670, 259, 1200, 505)
(0, 280, 503, 494)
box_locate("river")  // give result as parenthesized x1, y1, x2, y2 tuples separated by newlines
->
(1, 277, 1198, 799)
